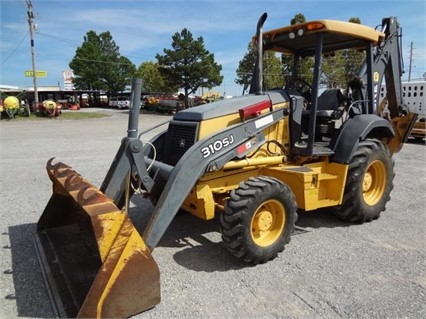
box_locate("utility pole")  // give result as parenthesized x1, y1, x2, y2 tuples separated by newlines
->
(26, 0, 38, 110)
(408, 42, 413, 82)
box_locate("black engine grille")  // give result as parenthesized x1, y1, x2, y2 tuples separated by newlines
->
(165, 121, 198, 165)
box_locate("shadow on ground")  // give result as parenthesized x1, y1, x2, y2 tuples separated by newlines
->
(5, 199, 354, 318)
(128, 195, 354, 273)
(406, 137, 425, 145)
(296, 208, 352, 230)
(6, 224, 54, 318)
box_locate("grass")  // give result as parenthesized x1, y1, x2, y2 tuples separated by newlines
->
(1, 110, 111, 121)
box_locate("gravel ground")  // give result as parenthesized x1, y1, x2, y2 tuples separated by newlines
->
(0, 108, 425, 319)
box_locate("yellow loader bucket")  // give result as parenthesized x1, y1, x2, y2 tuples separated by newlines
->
(34, 159, 160, 318)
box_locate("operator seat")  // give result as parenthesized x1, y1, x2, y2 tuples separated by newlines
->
(302, 88, 345, 138)
(316, 88, 344, 117)
(303, 88, 344, 118)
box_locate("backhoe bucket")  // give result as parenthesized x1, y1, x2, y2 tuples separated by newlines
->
(34, 159, 160, 318)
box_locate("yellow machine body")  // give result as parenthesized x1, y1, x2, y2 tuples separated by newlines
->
(181, 102, 349, 220)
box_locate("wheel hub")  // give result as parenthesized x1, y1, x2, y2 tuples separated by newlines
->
(363, 160, 386, 205)
(250, 200, 286, 247)
(254, 210, 273, 231)
(363, 172, 373, 191)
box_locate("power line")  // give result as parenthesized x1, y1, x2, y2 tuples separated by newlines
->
(37, 32, 157, 61)
(37, 32, 81, 45)
(1, 2, 29, 65)
(74, 57, 134, 65)
(1, 31, 29, 65)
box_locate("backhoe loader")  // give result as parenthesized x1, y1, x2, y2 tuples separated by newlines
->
(34, 13, 417, 318)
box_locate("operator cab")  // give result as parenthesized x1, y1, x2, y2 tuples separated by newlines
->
(255, 19, 385, 156)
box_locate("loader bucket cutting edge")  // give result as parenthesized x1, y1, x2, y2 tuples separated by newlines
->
(34, 159, 160, 318)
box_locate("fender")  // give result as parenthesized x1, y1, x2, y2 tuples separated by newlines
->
(331, 114, 394, 163)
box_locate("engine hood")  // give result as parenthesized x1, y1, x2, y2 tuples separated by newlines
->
(173, 90, 290, 121)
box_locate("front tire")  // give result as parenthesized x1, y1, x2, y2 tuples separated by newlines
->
(333, 139, 394, 222)
(220, 176, 297, 264)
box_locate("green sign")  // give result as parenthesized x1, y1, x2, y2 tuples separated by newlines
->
(24, 70, 47, 78)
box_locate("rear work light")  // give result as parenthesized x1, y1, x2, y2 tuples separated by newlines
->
(239, 100, 272, 120)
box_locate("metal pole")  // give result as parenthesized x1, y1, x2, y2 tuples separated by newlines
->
(26, 0, 39, 109)
(408, 42, 413, 82)
(127, 78, 142, 138)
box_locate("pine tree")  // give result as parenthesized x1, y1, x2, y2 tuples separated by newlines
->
(156, 28, 222, 108)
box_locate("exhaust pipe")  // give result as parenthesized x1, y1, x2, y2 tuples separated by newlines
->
(250, 12, 268, 95)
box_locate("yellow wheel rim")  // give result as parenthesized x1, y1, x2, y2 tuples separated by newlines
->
(362, 160, 386, 206)
(250, 199, 285, 247)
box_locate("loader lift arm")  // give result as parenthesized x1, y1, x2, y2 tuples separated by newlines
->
(143, 106, 287, 249)
(102, 92, 288, 250)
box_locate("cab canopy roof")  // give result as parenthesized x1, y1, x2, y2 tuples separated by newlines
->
(256, 19, 385, 56)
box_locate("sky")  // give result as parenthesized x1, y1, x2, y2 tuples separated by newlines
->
(1, 0, 425, 97)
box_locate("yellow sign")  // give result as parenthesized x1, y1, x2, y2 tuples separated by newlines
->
(25, 70, 47, 78)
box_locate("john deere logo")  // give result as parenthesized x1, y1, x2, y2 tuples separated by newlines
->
(373, 72, 380, 83)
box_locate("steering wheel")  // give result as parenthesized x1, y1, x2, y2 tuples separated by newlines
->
(286, 77, 313, 97)
(285, 77, 313, 106)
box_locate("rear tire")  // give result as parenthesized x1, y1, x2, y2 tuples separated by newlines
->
(220, 176, 297, 264)
(332, 139, 394, 222)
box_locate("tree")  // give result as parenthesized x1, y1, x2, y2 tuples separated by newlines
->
(263, 51, 285, 90)
(156, 28, 223, 108)
(235, 43, 284, 94)
(321, 17, 365, 89)
(321, 52, 346, 88)
(69, 31, 136, 96)
(344, 17, 366, 84)
(291, 13, 306, 25)
(135, 61, 170, 94)
(235, 42, 257, 94)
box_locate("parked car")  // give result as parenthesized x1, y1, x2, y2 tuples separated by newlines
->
(108, 97, 130, 109)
